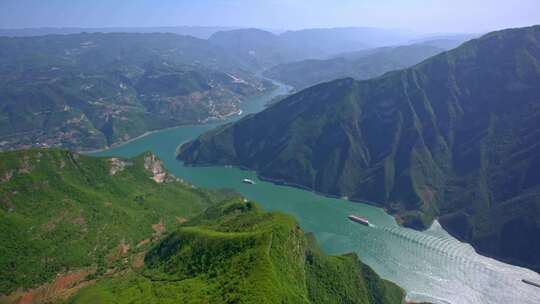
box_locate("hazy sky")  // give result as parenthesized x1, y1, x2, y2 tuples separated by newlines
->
(1, 0, 539, 33)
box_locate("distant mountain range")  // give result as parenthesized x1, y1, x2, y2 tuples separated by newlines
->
(0, 26, 479, 152)
(208, 27, 424, 69)
(410, 33, 481, 49)
(0, 149, 404, 303)
(264, 43, 450, 90)
(0, 33, 272, 152)
(263, 33, 481, 90)
(0, 26, 239, 39)
(178, 25, 540, 273)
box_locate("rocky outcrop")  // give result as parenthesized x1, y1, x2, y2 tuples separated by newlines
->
(109, 158, 132, 176)
(144, 154, 168, 183)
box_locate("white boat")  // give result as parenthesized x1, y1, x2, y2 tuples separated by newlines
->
(242, 178, 256, 185)
(348, 215, 370, 226)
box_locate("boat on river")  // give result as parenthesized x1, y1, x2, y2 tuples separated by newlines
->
(348, 215, 370, 226)
(242, 178, 256, 185)
(522, 279, 540, 288)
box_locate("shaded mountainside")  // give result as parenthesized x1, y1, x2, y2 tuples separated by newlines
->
(264, 44, 447, 90)
(0, 33, 272, 152)
(0, 149, 234, 301)
(178, 26, 540, 272)
(69, 200, 404, 304)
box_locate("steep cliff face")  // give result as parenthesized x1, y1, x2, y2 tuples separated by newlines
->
(178, 25, 540, 272)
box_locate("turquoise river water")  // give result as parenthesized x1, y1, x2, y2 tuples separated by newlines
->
(90, 81, 540, 304)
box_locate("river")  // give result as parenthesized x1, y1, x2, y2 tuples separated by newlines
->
(89, 81, 540, 304)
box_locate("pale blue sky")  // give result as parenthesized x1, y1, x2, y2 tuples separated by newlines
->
(1, 0, 539, 33)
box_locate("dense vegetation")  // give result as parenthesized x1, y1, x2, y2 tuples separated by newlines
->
(0, 33, 272, 151)
(69, 200, 404, 304)
(263, 44, 447, 90)
(0, 149, 234, 298)
(178, 26, 540, 272)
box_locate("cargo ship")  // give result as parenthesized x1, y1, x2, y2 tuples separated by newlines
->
(348, 215, 370, 226)
(242, 178, 256, 185)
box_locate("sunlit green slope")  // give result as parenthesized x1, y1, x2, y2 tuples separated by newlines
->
(0, 149, 231, 296)
(70, 200, 404, 304)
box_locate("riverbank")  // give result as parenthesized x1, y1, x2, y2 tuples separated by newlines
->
(178, 159, 388, 209)
(81, 125, 186, 154)
(82, 82, 286, 154)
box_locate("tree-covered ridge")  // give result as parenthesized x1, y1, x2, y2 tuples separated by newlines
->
(178, 25, 540, 272)
(0, 33, 273, 152)
(69, 200, 404, 304)
(0, 149, 235, 299)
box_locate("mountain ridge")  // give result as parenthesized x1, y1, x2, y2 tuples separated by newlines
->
(178, 25, 540, 272)
(208, 27, 425, 69)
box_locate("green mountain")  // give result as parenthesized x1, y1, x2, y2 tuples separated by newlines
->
(69, 200, 404, 304)
(178, 26, 540, 272)
(0, 149, 404, 304)
(0, 33, 272, 152)
(0, 149, 233, 299)
(264, 44, 447, 90)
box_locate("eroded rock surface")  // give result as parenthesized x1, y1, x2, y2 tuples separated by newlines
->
(144, 154, 168, 183)
(109, 158, 132, 176)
